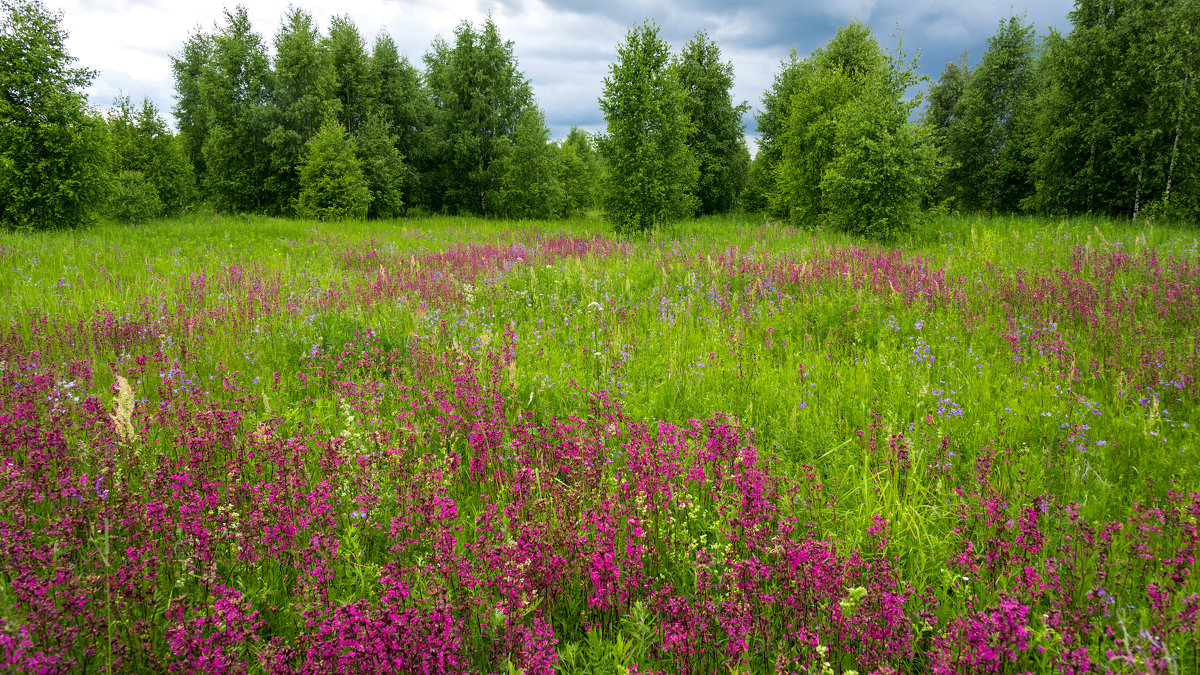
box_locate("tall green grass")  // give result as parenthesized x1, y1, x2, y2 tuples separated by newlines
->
(1, 210, 1197, 671)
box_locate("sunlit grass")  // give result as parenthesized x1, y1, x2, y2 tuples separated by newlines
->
(0, 211, 1197, 672)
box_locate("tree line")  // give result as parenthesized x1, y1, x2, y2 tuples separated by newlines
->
(168, 6, 596, 221)
(1, 0, 1197, 236)
(921, 1, 1199, 223)
(743, 0, 1199, 236)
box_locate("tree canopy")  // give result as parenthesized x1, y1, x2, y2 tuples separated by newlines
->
(767, 22, 943, 237)
(598, 20, 698, 233)
(941, 17, 1039, 214)
(0, 0, 108, 230)
(677, 31, 750, 215)
(424, 16, 532, 216)
(263, 6, 335, 213)
(176, 6, 273, 213)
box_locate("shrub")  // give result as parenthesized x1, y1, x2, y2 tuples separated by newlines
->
(296, 121, 370, 221)
(107, 170, 164, 224)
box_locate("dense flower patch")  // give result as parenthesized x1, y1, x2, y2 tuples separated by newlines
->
(0, 217, 1197, 672)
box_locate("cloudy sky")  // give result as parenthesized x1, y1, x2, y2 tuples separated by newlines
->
(55, 0, 1076, 145)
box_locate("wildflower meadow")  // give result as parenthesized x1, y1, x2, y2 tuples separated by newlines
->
(0, 213, 1197, 673)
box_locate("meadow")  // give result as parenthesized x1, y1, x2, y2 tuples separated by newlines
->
(0, 212, 1197, 673)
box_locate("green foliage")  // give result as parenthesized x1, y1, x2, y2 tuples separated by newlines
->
(1028, 0, 1200, 221)
(296, 121, 370, 220)
(369, 32, 434, 208)
(497, 105, 563, 219)
(556, 626, 645, 674)
(760, 23, 895, 223)
(772, 19, 890, 224)
(160, 136, 196, 216)
(173, 6, 273, 213)
(923, 52, 970, 140)
(0, 0, 108, 230)
(106, 95, 195, 219)
(108, 171, 163, 224)
(324, 14, 369, 134)
(771, 22, 943, 238)
(773, 65, 856, 225)
(424, 16, 532, 215)
(820, 81, 944, 238)
(740, 150, 773, 214)
(171, 29, 213, 183)
(1029, 5, 1126, 217)
(598, 20, 698, 234)
(677, 31, 750, 215)
(922, 52, 970, 206)
(819, 20, 890, 77)
(944, 17, 1039, 213)
(558, 127, 600, 215)
(355, 112, 404, 219)
(754, 49, 804, 217)
(263, 6, 336, 214)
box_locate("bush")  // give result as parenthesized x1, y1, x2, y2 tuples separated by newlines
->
(296, 121, 370, 221)
(107, 170, 163, 223)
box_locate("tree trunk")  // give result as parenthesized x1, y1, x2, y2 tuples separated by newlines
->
(1086, 70, 1103, 213)
(1132, 148, 1145, 220)
(1087, 139, 1096, 214)
(1163, 72, 1189, 206)
(1164, 126, 1180, 206)
(1132, 88, 1155, 221)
